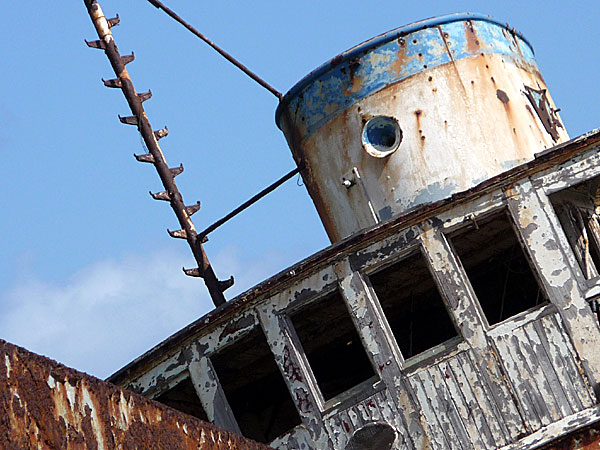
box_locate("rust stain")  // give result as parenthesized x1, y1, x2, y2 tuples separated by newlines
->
(390, 38, 411, 76)
(0, 340, 272, 450)
(415, 109, 426, 148)
(464, 21, 481, 54)
(343, 421, 351, 433)
(283, 346, 303, 383)
(496, 89, 510, 104)
(343, 58, 363, 96)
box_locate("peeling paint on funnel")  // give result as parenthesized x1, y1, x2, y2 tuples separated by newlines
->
(277, 13, 569, 242)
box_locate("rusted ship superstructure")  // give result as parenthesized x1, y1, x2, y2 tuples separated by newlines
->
(98, 12, 600, 450)
(5, 3, 600, 450)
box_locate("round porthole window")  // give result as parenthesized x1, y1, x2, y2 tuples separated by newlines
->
(361, 116, 402, 158)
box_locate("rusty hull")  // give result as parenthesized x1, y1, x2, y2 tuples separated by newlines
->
(0, 339, 271, 449)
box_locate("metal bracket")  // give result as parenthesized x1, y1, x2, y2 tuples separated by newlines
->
(167, 228, 187, 239)
(134, 153, 155, 164)
(118, 115, 138, 126)
(169, 164, 184, 178)
(341, 167, 379, 225)
(106, 14, 120, 28)
(218, 276, 235, 292)
(120, 52, 134, 65)
(183, 267, 201, 278)
(153, 126, 168, 140)
(85, 39, 106, 50)
(149, 190, 171, 201)
(137, 91, 152, 103)
(102, 78, 122, 89)
(523, 85, 562, 141)
(341, 172, 356, 189)
(185, 201, 201, 217)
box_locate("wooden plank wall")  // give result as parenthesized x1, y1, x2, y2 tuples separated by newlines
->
(492, 312, 595, 434)
(114, 141, 600, 450)
(316, 347, 522, 450)
(406, 348, 513, 450)
(323, 390, 413, 450)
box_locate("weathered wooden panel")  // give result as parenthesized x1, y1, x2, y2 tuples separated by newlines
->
(496, 330, 554, 429)
(540, 315, 595, 410)
(506, 180, 600, 392)
(335, 260, 426, 449)
(259, 291, 329, 448)
(323, 389, 412, 450)
(492, 312, 595, 433)
(406, 348, 519, 450)
(125, 310, 258, 399)
(269, 424, 314, 450)
(190, 357, 242, 434)
(419, 225, 526, 441)
(446, 352, 508, 448)
(534, 143, 600, 195)
(416, 367, 470, 450)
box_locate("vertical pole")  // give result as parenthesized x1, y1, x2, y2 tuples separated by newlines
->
(83, 0, 227, 307)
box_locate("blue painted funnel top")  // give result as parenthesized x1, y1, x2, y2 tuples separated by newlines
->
(275, 13, 536, 140)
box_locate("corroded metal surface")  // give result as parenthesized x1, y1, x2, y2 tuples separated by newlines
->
(501, 406, 600, 450)
(543, 427, 600, 449)
(0, 339, 272, 449)
(83, 0, 232, 307)
(277, 14, 569, 242)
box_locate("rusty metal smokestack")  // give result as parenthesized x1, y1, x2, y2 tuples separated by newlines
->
(276, 13, 569, 242)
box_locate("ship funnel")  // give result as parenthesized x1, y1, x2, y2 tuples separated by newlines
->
(276, 13, 569, 242)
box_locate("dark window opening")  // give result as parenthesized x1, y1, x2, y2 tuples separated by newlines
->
(290, 290, 377, 401)
(369, 251, 458, 360)
(550, 179, 600, 279)
(155, 377, 208, 422)
(210, 327, 301, 443)
(450, 211, 546, 325)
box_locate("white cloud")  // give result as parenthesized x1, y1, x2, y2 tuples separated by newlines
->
(0, 246, 283, 379)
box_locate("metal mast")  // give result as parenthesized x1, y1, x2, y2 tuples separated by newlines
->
(83, 0, 232, 307)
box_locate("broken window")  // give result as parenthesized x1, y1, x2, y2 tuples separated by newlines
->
(289, 289, 377, 401)
(155, 376, 208, 422)
(210, 326, 301, 443)
(550, 178, 600, 280)
(368, 251, 459, 360)
(449, 211, 546, 326)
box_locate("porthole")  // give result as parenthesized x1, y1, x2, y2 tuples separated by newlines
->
(361, 116, 402, 158)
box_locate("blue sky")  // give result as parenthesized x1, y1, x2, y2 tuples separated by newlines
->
(1, 1, 599, 379)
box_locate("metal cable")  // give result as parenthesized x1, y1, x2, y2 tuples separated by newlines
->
(147, 0, 283, 99)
